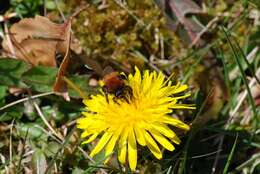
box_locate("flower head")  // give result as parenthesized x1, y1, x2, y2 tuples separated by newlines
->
(77, 67, 195, 171)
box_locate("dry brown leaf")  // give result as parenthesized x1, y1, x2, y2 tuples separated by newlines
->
(2, 15, 74, 100)
(2, 7, 87, 100)
(154, 0, 204, 46)
(53, 6, 92, 101)
(2, 15, 71, 67)
(53, 20, 72, 101)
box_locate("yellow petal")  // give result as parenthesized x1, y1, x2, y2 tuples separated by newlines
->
(142, 70, 152, 95)
(150, 123, 181, 144)
(134, 66, 141, 82)
(90, 131, 113, 157)
(144, 131, 162, 159)
(169, 134, 181, 145)
(163, 116, 190, 131)
(174, 93, 191, 100)
(128, 128, 137, 171)
(133, 124, 146, 146)
(82, 133, 99, 144)
(171, 104, 196, 109)
(156, 71, 165, 86)
(82, 99, 89, 106)
(149, 129, 175, 151)
(118, 128, 129, 164)
(105, 128, 122, 157)
(131, 66, 142, 95)
(77, 117, 92, 128)
(173, 84, 188, 93)
(80, 130, 91, 138)
(151, 123, 176, 139)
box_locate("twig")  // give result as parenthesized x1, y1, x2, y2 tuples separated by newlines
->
(0, 92, 54, 111)
(211, 66, 260, 173)
(70, 5, 89, 19)
(32, 119, 107, 174)
(112, 0, 145, 26)
(32, 100, 63, 140)
(210, 65, 260, 173)
(4, 22, 16, 57)
(43, 0, 47, 16)
(235, 152, 260, 171)
(0, 13, 17, 23)
(17, 128, 30, 173)
(9, 119, 14, 167)
(160, 32, 165, 59)
(190, 16, 219, 47)
(229, 47, 259, 81)
(229, 67, 260, 123)
(211, 135, 224, 174)
(54, 0, 66, 22)
(34, 125, 62, 143)
(190, 149, 223, 159)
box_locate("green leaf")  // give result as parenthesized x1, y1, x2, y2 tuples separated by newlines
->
(0, 58, 29, 87)
(72, 168, 84, 174)
(10, 0, 43, 17)
(45, 0, 56, 10)
(41, 105, 64, 121)
(0, 105, 23, 122)
(16, 123, 46, 140)
(22, 66, 58, 92)
(32, 148, 47, 174)
(67, 75, 95, 98)
(44, 142, 60, 158)
(45, 127, 77, 174)
(0, 86, 8, 107)
(0, 86, 7, 99)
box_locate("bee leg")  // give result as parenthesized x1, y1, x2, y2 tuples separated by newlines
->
(102, 86, 109, 103)
(113, 97, 120, 105)
(124, 85, 133, 101)
(105, 93, 109, 103)
(119, 93, 131, 104)
(123, 96, 130, 103)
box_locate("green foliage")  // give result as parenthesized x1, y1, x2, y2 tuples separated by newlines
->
(16, 122, 46, 139)
(0, 86, 7, 107)
(223, 134, 238, 174)
(10, 0, 43, 17)
(0, 58, 29, 87)
(31, 148, 47, 174)
(0, 105, 23, 121)
(10, 0, 56, 17)
(22, 65, 58, 92)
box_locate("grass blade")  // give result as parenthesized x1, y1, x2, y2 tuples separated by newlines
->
(223, 134, 238, 174)
(221, 26, 259, 130)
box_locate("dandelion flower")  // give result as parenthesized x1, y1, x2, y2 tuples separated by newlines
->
(77, 67, 195, 171)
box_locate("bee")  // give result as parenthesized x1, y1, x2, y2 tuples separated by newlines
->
(102, 71, 133, 104)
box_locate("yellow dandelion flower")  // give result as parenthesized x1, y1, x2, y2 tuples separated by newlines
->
(77, 67, 195, 171)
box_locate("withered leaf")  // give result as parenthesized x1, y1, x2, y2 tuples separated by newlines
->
(2, 15, 74, 100)
(53, 20, 72, 101)
(154, 0, 204, 46)
(2, 15, 71, 67)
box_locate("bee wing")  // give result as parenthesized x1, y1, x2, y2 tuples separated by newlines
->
(102, 66, 115, 76)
